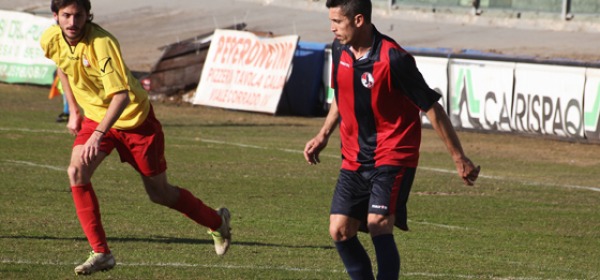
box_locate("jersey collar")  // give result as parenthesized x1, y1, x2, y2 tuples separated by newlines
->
(341, 25, 383, 63)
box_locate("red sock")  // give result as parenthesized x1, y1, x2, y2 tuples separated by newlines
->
(71, 184, 110, 254)
(170, 187, 222, 230)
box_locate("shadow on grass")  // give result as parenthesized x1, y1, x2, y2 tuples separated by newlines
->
(0, 234, 334, 250)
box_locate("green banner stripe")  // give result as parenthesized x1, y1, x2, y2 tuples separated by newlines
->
(0, 62, 56, 85)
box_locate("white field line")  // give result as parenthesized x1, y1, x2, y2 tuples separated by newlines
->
(414, 167, 600, 193)
(2, 160, 67, 172)
(0, 258, 342, 273)
(0, 258, 581, 280)
(0, 127, 67, 134)
(184, 137, 600, 193)
(409, 220, 471, 231)
(2, 127, 599, 193)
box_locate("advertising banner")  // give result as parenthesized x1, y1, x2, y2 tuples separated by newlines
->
(414, 55, 449, 125)
(513, 63, 586, 138)
(0, 10, 55, 85)
(449, 59, 515, 132)
(584, 68, 600, 141)
(193, 29, 299, 114)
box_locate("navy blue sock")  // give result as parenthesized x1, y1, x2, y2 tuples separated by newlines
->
(372, 234, 400, 280)
(335, 235, 375, 280)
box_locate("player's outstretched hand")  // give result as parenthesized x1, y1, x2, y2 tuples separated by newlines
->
(455, 156, 480, 186)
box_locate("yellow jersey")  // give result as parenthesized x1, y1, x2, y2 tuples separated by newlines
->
(40, 23, 149, 130)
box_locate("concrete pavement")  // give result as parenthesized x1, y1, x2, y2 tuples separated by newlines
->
(2, 0, 599, 72)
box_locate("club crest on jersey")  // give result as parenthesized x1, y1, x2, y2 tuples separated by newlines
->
(82, 55, 90, 68)
(361, 72, 374, 89)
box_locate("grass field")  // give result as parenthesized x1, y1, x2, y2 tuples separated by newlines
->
(0, 83, 599, 280)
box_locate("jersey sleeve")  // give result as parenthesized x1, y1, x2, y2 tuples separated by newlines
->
(39, 25, 61, 66)
(389, 48, 441, 111)
(92, 36, 129, 98)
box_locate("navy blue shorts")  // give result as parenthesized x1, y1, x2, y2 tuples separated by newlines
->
(330, 166, 416, 232)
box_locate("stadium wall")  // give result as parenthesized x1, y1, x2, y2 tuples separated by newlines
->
(411, 48, 600, 143)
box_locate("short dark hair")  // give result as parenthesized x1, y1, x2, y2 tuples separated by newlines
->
(51, 0, 93, 21)
(326, 0, 372, 23)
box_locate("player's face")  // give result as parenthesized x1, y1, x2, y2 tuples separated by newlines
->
(53, 3, 89, 45)
(328, 7, 357, 45)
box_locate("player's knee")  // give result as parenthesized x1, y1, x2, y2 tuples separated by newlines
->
(329, 227, 343, 242)
(67, 164, 80, 182)
(367, 215, 393, 236)
(366, 223, 385, 236)
(329, 225, 353, 242)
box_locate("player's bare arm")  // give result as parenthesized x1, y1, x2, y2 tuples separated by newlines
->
(425, 102, 480, 185)
(304, 98, 340, 165)
(57, 69, 81, 135)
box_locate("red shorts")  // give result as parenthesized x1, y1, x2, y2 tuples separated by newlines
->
(74, 107, 167, 177)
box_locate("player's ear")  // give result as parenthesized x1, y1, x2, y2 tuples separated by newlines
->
(354, 13, 364, 28)
(53, 12, 58, 23)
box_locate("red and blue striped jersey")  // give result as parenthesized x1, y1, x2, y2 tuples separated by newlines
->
(331, 26, 441, 171)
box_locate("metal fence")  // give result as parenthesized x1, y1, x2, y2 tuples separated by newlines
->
(373, 0, 600, 19)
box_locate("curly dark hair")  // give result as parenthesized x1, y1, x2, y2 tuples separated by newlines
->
(51, 0, 93, 21)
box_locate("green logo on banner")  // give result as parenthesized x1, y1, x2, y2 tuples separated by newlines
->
(451, 67, 483, 129)
(452, 68, 480, 114)
(584, 83, 600, 129)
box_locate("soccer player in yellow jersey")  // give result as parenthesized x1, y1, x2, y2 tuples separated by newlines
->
(40, 0, 231, 275)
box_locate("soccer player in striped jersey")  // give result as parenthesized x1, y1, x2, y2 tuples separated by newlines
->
(303, 0, 480, 278)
